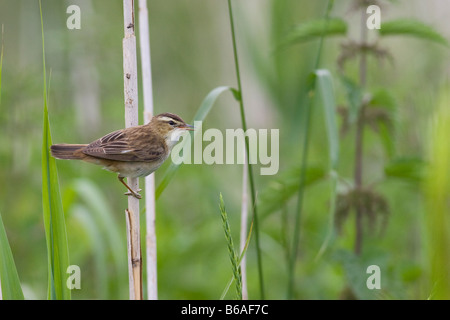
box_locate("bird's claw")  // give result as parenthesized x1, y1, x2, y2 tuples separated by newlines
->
(124, 189, 142, 199)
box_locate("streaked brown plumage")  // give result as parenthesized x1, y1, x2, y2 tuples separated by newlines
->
(51, 112, 193, 199)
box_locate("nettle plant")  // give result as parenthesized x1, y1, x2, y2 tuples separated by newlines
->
(284, 0, 448, 255)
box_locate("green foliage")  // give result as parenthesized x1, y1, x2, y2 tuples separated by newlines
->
(367, 89, 397, 158)
(218, 193, 242, 300)
(384, 158, 426, 183)
(380, 19, 449, 47)
(332, 250, 383, 300)
(339, 75, 363, 125)
(40, 1, 71, 300)
(314, 69, 339, 169)
(424, 89, 450, 299)
(220, 219, 253, 300)
(0, 213, 24, 300)
(69, 179, 127, 299)
(227, 0, 264, 299)
(280, 17, 347, 48)
(259, 165, 326, 218)
(0, 0, 448, 300)
(156, 86, 236, 199)
(0, 24, 3, 105)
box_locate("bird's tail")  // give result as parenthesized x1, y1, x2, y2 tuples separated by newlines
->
(50, 144, 88, 160)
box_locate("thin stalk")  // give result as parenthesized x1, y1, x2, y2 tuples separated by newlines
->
(239, 146, 248, 300)
(138, 0, 158, 300)
(354, 5, 368, 256)
(122, 0, 142, 300)
(287, 0, 334, 300)
(227, 0, 264, 299)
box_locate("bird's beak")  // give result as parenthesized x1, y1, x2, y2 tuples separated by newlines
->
(183, 124, 195, 131)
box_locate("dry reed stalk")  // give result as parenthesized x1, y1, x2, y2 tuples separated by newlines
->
(138, 0, 158, 300)
(239, 147, 248, 300)
(122, 0, 142, 300)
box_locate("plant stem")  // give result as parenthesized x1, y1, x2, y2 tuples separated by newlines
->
(239, 146, 249, 300)
(138, 0, 158, 300)
(122, 0, 142, 300)
(354, 5, 368, 256)
(227, 0, 264, 299)
(287, 0, 333, 300)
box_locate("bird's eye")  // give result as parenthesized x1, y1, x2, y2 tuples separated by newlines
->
(168, 121, 176, 126)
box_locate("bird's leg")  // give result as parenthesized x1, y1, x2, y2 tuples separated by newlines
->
(118, 176, 142, 199)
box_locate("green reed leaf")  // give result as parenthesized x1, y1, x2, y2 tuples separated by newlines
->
(40, 0, 71, 300)
(0, 213, 24, 300)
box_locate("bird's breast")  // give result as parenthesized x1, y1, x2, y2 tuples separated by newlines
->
(103, 159, 165, 178)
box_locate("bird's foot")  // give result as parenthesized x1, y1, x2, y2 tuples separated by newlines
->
(124, 188, 142, 199)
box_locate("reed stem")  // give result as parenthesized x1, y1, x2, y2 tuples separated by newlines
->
(122, 0, 142, 300)
(138, 0, 158, 300)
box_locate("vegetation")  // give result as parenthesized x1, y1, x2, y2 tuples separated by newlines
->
(0, 0, 449, 300)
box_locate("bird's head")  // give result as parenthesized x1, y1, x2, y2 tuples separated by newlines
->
(151, 112, 194, 148)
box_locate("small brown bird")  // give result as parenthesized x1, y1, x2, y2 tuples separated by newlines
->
(51, 112, 194, 199)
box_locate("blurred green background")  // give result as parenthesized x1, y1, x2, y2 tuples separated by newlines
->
(1, 0, 449, 299)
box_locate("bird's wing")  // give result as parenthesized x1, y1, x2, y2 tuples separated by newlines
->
(82, 127, 166, 162)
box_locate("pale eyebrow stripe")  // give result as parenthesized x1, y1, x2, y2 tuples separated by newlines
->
(158, 116, 177, 122)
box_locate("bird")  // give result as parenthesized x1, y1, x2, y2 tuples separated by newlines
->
(51, 112, 194, 199)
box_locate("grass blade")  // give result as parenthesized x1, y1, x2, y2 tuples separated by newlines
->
(71, 179, 127, 298)
(40, 0, 71, 300)
(314, 69, 339, 169)
(0, 213, 24, 300)
(227, 0, 264, 299)
(312, 69, 339, 261)
(424, 88, 450, 299)
(380, 19, 449, 47)
(279, 17, 347, 48)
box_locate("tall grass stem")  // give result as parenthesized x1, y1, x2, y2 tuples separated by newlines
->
(227, 0, 265, 299)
